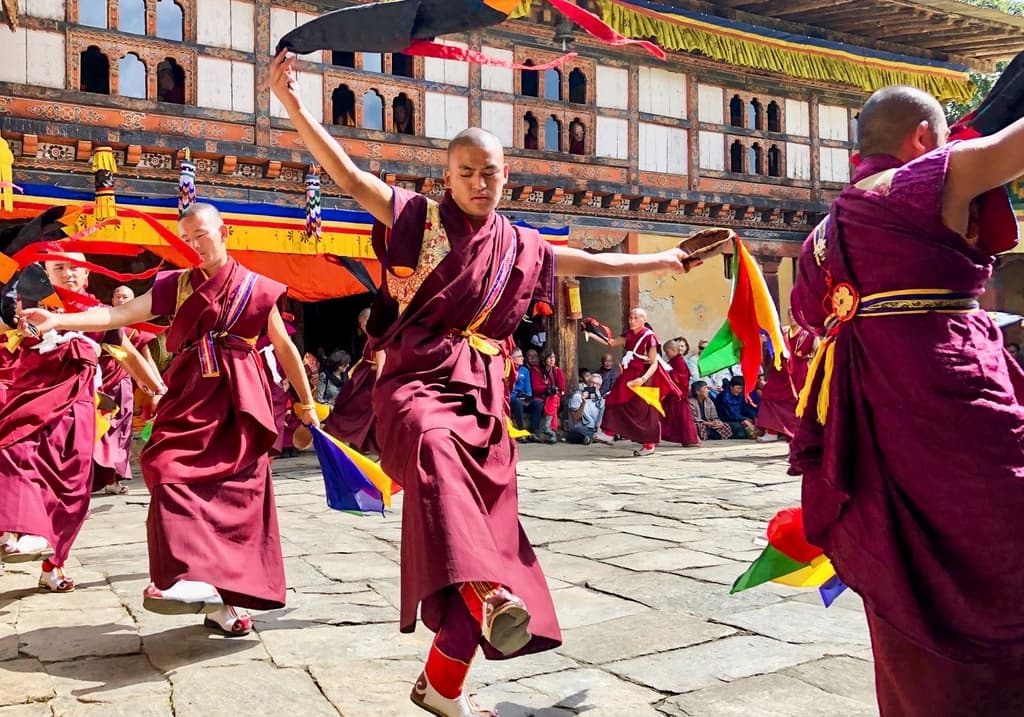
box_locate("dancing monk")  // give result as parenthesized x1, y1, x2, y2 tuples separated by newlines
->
(789, 85, 1024, 716)
(24, 204, 319, 635)
(0, 250, 161, 593)
(270, 49, 697, 717)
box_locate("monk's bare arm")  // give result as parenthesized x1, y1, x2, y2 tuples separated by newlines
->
(554, 246, 686, 278)
(118, 336, 164, 394)
(269, 51, 393, 227)
(20, 292, 155, 334)
(267, 305, 319, 427)
(944, 116, 1024, 238)
(374, 350, 386, 379)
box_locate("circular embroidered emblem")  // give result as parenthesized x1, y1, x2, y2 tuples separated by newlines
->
(831, 283, 859, 321)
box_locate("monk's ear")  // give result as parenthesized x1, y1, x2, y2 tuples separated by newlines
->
(910, 120, 932, 153)
(442, 167, 451, 189)
(502, 162, 510, 180)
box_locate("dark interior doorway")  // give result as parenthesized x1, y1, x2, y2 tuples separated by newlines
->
(300, 292, 374, 361)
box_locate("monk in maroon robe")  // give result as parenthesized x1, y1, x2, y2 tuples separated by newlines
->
(270, 49, 694, 717)
(24, 204, 319, 636)
(92, 285, 161, 494)
(789, 86, 1024, 716)
(756, 315, 815, 442)
(1, 253, 160, 593)
(593, 308, 677, 456)
(322, 339, 379, 454)
(661, 338, 699, 446)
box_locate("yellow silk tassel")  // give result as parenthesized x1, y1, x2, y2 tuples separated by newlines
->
(796, 337, 830, 420)
(815, 340, 836, 425)
(506, 416, 530, 439)
(0, 137, 14, 213)
(101, 342, 128, 362)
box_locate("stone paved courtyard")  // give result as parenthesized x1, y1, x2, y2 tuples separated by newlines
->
(0, 440, 879, 716)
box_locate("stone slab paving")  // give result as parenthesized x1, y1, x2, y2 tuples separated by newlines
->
(0, 441, 878, 715)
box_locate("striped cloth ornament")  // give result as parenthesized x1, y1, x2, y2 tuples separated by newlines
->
(305, 165, 322, 241)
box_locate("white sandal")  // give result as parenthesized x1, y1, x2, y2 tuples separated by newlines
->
(38, 566, 75, 593)
(204, 605, 253, 637)
(1, 534, 54, 564)
(142, 580, 224, 615)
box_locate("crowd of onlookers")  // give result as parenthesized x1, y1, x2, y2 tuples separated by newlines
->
(508, 335, 767, 447)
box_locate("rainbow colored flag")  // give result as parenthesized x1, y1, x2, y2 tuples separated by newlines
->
(731, 507, 847, 607)
(311, 426, 394, 516)
(697, 237, 786, 396)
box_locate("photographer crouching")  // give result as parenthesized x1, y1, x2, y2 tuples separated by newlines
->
(567, 373, 605, 444)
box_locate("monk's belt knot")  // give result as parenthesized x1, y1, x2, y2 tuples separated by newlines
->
(798, 288, 980, 426)
(449, 328, 501, 356)
(194, 330, 257, 378)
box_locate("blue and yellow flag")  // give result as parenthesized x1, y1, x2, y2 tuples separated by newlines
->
(311, 426, 394, 516)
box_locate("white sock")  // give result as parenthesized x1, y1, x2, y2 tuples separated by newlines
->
(159, 580, 222, 603)
(15, 535, 49, 553)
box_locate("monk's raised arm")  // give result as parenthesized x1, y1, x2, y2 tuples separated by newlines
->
(944, 116, 1024, 239)
(20, 291, 155, 334)
(269, 50, 393, 227)
(118, 335, 165, 395)
(553, 246, 686, 277)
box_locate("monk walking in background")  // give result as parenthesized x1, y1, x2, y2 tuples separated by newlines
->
(23, 203, 319, 635)
(0, 242, 161, 593)
(790, 85, 1024, 716)
(592, 308, 673, 456)
(661, 338, 699, 446)
(92, 284, 161, 494)
(323, 307, 380, 455)
(756, 310, 814, 443)
(270, 49, 696, 717)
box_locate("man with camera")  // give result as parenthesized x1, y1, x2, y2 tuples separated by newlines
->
(566, 373, 605, 444)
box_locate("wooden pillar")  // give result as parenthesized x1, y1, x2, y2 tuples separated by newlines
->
(554, 277, 579, 398)
(622, 232, 640, 325)
(756, 254, 782, 311)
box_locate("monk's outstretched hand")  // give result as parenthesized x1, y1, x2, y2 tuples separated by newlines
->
(18, 307, 57, 335)
(299, 406, 320, 429)
(269, 50, 303, 112)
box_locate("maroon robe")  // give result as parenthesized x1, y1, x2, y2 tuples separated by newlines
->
(756, 327, 813, 439)
(0, 333, 99, 564)
(602, 327, 663, 445)
(322, 343, 378, 453)
(92, 328, 134, 490)
(661, 354, 699, 446)
(367, 187, 560, 659)
(142, 258, 287, 610)
(789, 144, 1024, 710)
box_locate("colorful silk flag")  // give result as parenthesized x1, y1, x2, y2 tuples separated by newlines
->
(630, 384, 667, 417)
(730, 506, 848, 607)
(697, 237, 787, 397)
(311, 426, 394, 516)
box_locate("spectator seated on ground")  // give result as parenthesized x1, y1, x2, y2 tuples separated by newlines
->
(509, 348, 541, 442)
(714, 376, 758, 439)
(567, 374, 604, 444)
(596, 352, 620, 397)
(689, 381, 732, 440)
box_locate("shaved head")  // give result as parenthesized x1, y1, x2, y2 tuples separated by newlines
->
(857, 86, 947, 158)
(447, 128, 504, 163)
(44, 252, 89, 292)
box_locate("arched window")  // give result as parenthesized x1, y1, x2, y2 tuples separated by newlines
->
(392, 53, 414, 78)
(392, 93, 414, 135)
(748, 99, 762, 131)
(544, 115, 561, 152)
(767, 101, 781, 132)
(331, 51, 355, 68)
(523, 112, 538, 150)
(729, 95, 744, 128)
(362, 89, 384, 130)
(118, 53, 147, 99)
(767, 145, 781, 177)
(80, 46, 110, 94)
(332, 85, 356, 127)
(362, 53, 383, 73)
(543, 68, 561, 101)
(118, 0, 145, 34)
(569, 118, 585, 155)
(155, 0, 183, 41)
(568, 68, 586, 104)
(730, 139, 744, 172)
(521, 60, 538, 97)
(749, 142, 764, 174)
(157, 58, 185, 104)
(79, 0, 107, 27)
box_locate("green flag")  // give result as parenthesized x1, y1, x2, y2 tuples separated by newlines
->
(730, 544, 808, 594)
